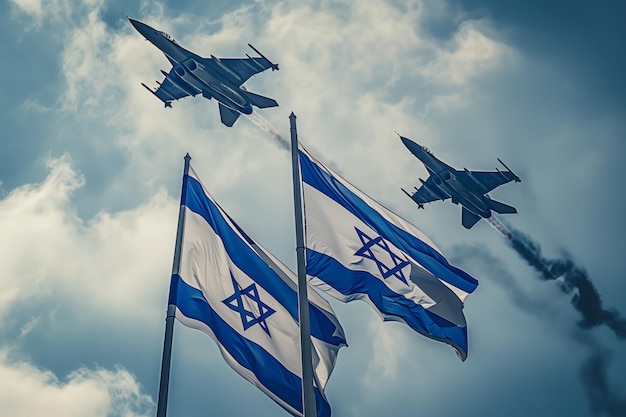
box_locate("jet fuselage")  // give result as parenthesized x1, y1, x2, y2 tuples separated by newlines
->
(402, 138, 496, 219)
(130, 18, 253, 115)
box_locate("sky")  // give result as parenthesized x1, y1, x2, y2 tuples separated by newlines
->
(1, 0, 625, 416)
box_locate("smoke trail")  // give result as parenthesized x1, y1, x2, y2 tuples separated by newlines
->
(580, 348, 626, 417)
(451, 244, 555, 316)
(486, 216, 626, 339)
(451, 243, 626, 417)
(245, 112, 289, 151)
(570, 330, 626, 417)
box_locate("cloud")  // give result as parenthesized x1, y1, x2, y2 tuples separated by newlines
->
(8, 0, 102, 29)
(0, 348, 153, 417)
(419, 20, 512, 86)
(8, 0, 44, 25)
(0, 155, 177, 322)
(0, 151, 173, 417)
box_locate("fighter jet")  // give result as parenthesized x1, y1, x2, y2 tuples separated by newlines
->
(128, 18, 279, 127)
(400, 136, 521, 229)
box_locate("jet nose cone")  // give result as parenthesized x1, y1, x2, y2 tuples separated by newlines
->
(127, 17, 139, 28)
(400, 136, 422, 154)
(128, 17, 153, 37)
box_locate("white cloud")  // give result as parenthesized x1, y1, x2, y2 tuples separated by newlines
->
(9, 0, 44, 24)
(0, 155, 177, 322)
(9, 0, 103, 28)
(419, 20, 512, 86)
(362, 321, 410, 384)
(0, 348, 153, 417)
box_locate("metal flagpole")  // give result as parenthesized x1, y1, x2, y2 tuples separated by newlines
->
(156, 153, 191, 417)
(289, 113, 317, 417)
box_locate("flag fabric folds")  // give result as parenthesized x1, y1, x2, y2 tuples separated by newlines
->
(299, 145, 478, 360)
(169, 166, 347, 417)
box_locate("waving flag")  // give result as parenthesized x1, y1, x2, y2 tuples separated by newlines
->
(169, 165, 347, 417)
(299, 145, 478, 360)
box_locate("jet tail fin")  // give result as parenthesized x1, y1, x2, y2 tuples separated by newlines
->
(243, 91, 279, 109)
(218, 103, 241, 127)
(461, 208, 481, 229)
(487, 198, 517, 214)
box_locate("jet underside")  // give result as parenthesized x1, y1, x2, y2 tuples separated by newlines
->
(400, 136, 520, 229)
(129, 17, 279, 127)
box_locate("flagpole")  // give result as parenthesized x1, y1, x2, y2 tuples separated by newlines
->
(289, 113, 317, 417)
(156, 153, 191, 417)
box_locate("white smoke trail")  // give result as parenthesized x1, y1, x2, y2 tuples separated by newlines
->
(485, 215, 514, 242)
(245, 112, 289, 151)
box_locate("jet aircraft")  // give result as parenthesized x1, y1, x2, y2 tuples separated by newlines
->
(400, 136, 521, 229)
(128, 18, 279, 127)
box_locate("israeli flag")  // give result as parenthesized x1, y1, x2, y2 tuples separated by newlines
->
(299, 145, 478, 360)
(169, 166, 347, 417)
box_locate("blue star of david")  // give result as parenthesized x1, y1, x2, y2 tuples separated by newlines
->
(222, 275, 276, 337)
(354, 227, 410, 285)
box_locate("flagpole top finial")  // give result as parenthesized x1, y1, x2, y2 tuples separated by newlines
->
(289, 112, 296, 120)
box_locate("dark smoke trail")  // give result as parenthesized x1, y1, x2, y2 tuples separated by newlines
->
(451, 243, 626, 417)
(581, 349, 626, 417)
(571, 331, 626, 417)
(486, 216, 626, 339)
(245, 112, 289, 150)
(450, 244, 553, 316)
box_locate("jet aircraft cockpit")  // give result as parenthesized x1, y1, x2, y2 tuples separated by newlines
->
(422, 146, 432, 155)
(157, 30, 177, 44)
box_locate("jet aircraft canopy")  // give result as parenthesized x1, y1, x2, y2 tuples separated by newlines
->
(157, 30, 177, 44)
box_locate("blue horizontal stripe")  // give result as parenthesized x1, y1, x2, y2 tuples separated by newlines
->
(307, 250, 468, 360)
(184, 174, 346, 348)
(299, 151, 478, 294)
(169, 274, 331, 417)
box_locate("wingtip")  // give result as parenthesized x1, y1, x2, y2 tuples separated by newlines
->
(497, 158, 521, 182)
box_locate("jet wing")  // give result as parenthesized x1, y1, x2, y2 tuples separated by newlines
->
(142, 68, 195, 107)
(218, 57, 277, 86)
(411, 176, 450, 205)
(153, 72, 191, 102)
(458, 170, 519, 194)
